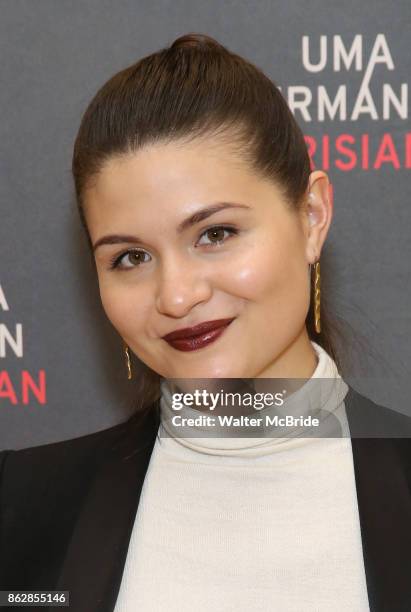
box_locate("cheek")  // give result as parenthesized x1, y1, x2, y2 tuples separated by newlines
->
(216, 232, 308, 306)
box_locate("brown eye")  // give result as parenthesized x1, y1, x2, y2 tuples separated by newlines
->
(129, 251, 146, 265)
(207, 227, 225, 242)
(109, 225, 239, 271)
(110, 249, 150, 270)
(197, 225, 238, 247)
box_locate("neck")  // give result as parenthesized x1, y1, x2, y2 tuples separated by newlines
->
(159, 340, 348, 452)
(163, 328, 320, 408)
(251, 328, 318, 396)
(254, 327, 318, 379)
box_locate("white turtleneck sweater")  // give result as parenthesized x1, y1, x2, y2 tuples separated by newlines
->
(114, 342, 370, 612)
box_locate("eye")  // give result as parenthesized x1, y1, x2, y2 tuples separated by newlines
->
(109, 225, 239, 271)
(109, 250, 150, 270)
(197, 225, 239, 247)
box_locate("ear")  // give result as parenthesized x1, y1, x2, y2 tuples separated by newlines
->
(303, 170, 333, 264)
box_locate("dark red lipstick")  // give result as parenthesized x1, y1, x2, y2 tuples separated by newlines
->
(162, 318, 235, 352)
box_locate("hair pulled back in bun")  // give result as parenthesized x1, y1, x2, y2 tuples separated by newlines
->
(170, 32, 229, 52)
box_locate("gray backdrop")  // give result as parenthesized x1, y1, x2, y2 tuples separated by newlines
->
(1, 0, 410, 449)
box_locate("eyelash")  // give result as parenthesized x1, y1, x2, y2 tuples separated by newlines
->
(108, 225, 240, 271)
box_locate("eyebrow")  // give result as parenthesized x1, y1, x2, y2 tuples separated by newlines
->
(92, 202, 251, 253)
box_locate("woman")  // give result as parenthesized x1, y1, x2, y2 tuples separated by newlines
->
(1, 33, 410, 612)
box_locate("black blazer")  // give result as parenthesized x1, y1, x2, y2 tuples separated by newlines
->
(0, 385, 410, 612)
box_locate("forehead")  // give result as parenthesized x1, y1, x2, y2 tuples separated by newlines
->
(89, 137, 255, 197)
(83, 137, 287, 236)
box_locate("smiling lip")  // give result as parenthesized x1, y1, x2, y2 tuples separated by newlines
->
(162, 318, 235, 352)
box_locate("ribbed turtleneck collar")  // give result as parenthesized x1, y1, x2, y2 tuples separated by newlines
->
(158, 341, 349, 456)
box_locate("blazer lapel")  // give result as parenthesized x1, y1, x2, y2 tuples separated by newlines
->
(345, 386, 411, 612)
(50, 399, 161, 612)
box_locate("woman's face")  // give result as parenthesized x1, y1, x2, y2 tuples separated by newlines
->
(84, 136, 331, 380)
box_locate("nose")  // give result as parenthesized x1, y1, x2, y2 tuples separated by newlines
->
(155, 253, 212, 318)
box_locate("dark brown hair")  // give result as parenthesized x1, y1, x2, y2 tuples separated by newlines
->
(72, 32, 340, 407)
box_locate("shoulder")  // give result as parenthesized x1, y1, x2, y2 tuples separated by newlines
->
(344, 384, 411, 440)
(344, 386, 411, 485)
(0, 415, 128, 480)
(0, 402, 160, 587)
(0, 401, 160, 495)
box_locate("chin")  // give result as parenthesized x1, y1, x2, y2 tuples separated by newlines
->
(176, 363, 241, 381)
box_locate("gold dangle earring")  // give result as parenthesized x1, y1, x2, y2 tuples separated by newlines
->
(313, 260, 321, 333)
(123, 343, 133, 380)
